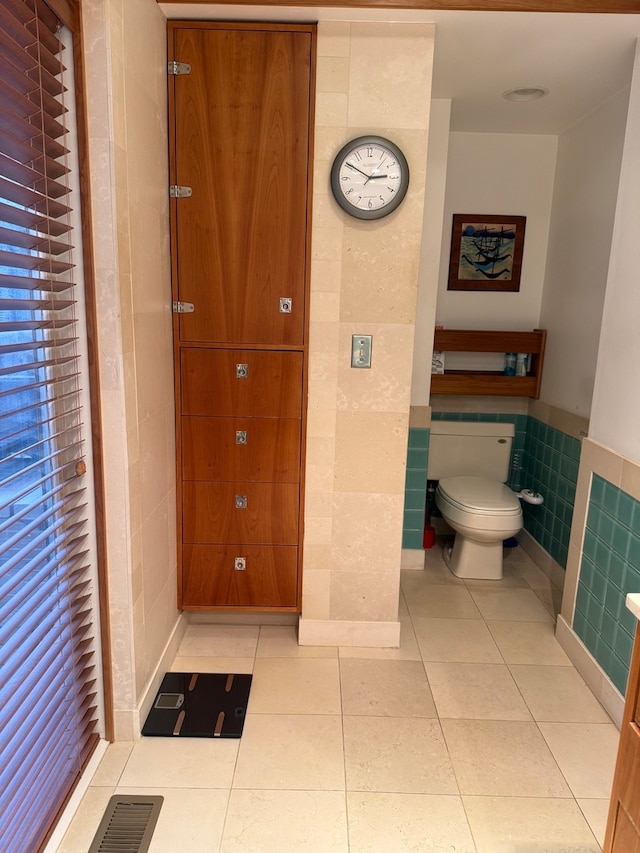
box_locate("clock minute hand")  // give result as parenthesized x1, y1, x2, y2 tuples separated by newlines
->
(345, 162, 372, 180)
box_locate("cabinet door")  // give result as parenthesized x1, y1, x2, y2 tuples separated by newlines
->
(183, 481, 300, 545)
(182, 416, 301, 483)
(171, 25, 312, 346)
(607, 723, 640, 852)
(182, 545, 298, 608)
(181, 348, 303, 419)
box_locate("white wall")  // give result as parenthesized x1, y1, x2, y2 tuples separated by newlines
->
(435, 132, 557, 336)
(411, 99, 451, 407)
(591, 41, 640, 461)
(539, 89, 629, 418)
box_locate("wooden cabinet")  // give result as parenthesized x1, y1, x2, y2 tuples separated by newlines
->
(168, 23, 314, 610)
(605, 617, 640, 852)
(431, 328, 546, 398)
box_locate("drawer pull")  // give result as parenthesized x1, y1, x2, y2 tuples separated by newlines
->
(235, 494, 247, 509)
(236, 363, 248, 379)
(234, 556, 246, 571)
(235, 430, 247, 445)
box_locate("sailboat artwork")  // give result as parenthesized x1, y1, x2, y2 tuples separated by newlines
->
(459, 222, 516, 280)
(448, 214, 526, 292)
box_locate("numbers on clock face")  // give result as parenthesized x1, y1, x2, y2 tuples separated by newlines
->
(331, 136, 409, 220)
(338, 143, 404, 212)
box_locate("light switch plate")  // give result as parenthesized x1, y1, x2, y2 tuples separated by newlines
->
(351, 334, 372, 368)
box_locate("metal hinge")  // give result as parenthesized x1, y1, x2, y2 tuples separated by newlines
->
(172, 301, 194, 314)
(168, 61, 191, 76)
(169, 185, 192, 199)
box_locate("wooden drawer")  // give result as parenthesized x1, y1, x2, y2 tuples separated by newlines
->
(183, 481, 299, 545)
(181, 348, 303, 418)
(181, 544, 298, 608)
(182, 416, 301, 483)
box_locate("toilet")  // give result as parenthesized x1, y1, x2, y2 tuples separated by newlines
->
(427, 421, 523, 580)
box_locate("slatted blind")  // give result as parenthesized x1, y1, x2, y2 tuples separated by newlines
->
(0, 1, 101, 850)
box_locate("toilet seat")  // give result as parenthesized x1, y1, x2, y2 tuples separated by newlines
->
(437, 476, 521, 517)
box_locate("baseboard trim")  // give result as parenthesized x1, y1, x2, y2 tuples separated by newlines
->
(43, 739, 109, 853)
(401, 548, 426, 569)
(518, 528, 566, 591)
(556, 615, 624, 729)
(298, 618, 401, 648)
(135, 613, 189, 739)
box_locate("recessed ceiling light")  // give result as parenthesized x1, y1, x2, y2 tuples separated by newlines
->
(503, 86, 549, 102)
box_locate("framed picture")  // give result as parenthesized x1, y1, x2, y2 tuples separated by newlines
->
(447, 214, 526, 292)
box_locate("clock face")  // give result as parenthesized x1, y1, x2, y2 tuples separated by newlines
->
(330, 136, 409, 220)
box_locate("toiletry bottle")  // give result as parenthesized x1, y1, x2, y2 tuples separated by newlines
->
(516, 353, 528, 376)
(504, 353, 516, 376)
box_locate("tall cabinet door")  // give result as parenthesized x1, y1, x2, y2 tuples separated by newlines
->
(168, 22, 315, 610)
(171, 24, 312, 346)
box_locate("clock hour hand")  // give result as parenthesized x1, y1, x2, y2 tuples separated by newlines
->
(366, 173, 388, 180)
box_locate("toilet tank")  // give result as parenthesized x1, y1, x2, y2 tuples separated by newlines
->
(427, 421, 515, 482)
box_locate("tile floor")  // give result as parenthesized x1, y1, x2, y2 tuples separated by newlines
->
(58, 544, 619, 852)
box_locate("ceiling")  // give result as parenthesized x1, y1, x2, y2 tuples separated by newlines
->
(160, 4, 640, 134)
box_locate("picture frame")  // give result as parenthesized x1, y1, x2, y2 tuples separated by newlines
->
(447, 214, 527, 292)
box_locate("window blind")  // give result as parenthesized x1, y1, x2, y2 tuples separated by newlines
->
(0, 1, 100, 850)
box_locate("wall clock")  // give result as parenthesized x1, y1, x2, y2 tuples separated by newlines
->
(330, 135, 409, 220)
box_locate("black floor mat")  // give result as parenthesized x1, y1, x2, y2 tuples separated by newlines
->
(142, 672, 252, 738)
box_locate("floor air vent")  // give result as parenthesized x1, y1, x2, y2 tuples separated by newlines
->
(88, 795, 163, 853)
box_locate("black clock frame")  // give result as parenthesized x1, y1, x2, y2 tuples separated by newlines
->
(330, 135, 410, 221)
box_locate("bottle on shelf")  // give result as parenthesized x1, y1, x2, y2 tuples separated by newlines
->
(504, 352, 516, 376)
(516, 353, 529, 376)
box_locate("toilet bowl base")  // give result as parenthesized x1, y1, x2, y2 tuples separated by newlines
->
(443, 534, 503, 580)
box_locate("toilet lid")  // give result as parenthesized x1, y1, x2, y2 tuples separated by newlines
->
(437, 476, 521, 516)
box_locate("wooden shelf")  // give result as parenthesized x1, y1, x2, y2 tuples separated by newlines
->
(431, 328, 546, 398)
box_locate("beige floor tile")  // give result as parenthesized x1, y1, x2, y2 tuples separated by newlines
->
(248, 657, 341, 714)
(339, 616, 421, 661)
(89, 742, 134, 786)
(343, 716, 458, 794)
(468, 588, 553, 622)
(413, 617, 503, 663)
(347, 792, 476, 853)
(116, 787, 228, 853)
(256, 625, 338, 658)
(425, 662, 532, 721)
(233, 714, 344, 790)
(487, 620, 571, 665)
(402, 560, 463, 588)
(441, 719, 571, 797)
(221, 790, 349, 852)
(405, 584, 482, 619)
(340, 659, 436, 717)
(578, 798, 611, 848)
(57, 787, 115, 853)
(118, 737, 239, 789)
(398, 590, 409, 617)
(170, 655, 254, 674)
(510, 664, 612, 722)
(462, 560, 530, 589)
(538, 722, 619, 799)
(463, 795, 601, 852)
(177, 624, 259, 658)
(534, 585, 564, 618)
(509, 552, 559, 590)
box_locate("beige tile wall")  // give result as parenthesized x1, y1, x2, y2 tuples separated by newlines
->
(301, 22, 434, 645)
(83, 0, 180, 738)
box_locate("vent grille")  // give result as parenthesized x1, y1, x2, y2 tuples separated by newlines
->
(88, 796, 163, 853)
